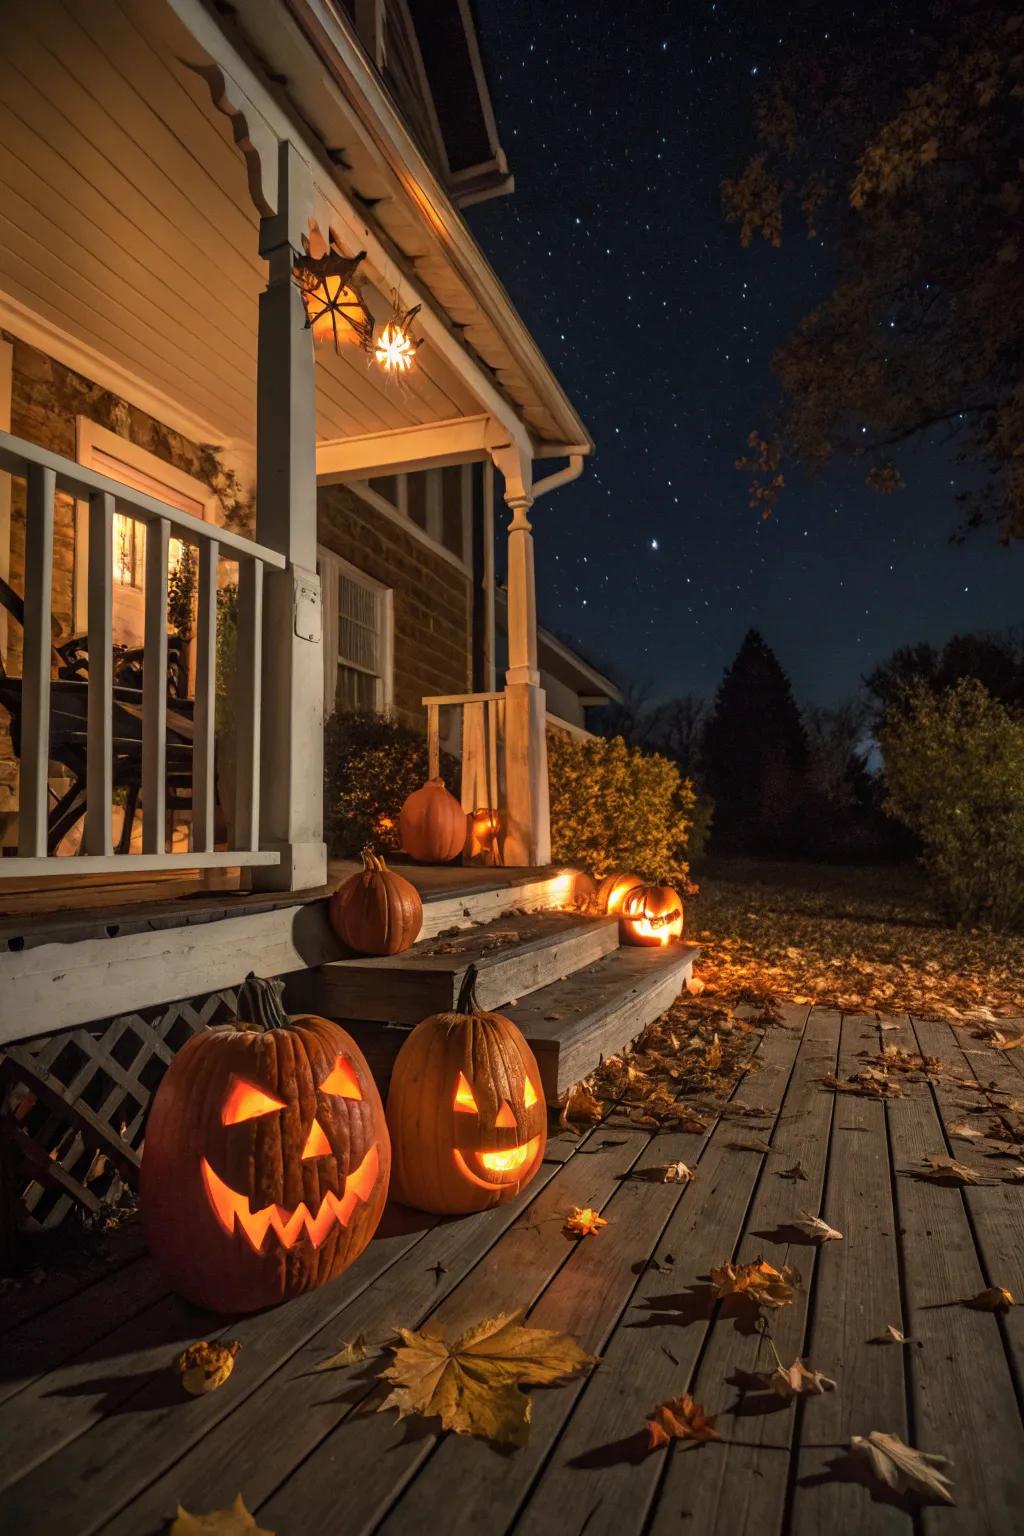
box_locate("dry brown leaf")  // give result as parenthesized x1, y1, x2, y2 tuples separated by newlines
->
(794, 1210, 843, 1242)
(559, 1082, 603, 1127)
(313, 1335, 370, 1372)
(779, 1160, 809, 1181)
(726, 1137, 774, 1154)
(849, 1430, 955, 1505)
(947, 1121, 985, 1141)
(964, 1286, 1014, 1312)
(1004, 1165, 1024, 1182)
(685, 975, 706, 995)
(169, 1494, 273, 1535)
(379, 1310, 596, 1446)
(564, 1206, 608, 1237)
(706, 1033, 723, 1070)
(709, 1258, 800, 1308)
(914, 1156, 993, 1185)
(646, 1392, 720, 1450)
(991, 1031, 1024, 1051)
(770, 1358, 836, 1399)
(875, 1323, 914, 1344)
(176, 1340, 240, 1396)
(659, 1161, 694, 1184)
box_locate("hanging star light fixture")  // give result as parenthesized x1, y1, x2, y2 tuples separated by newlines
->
(292, 221, 373, 355)
(374, 293, 422, 375)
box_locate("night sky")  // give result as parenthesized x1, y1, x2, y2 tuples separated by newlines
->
(468, 0, 1023, 708)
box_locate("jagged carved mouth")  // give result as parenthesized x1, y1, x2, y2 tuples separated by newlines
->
(201, 1143, 379, 1252)
(452, 1136, 541, 1188)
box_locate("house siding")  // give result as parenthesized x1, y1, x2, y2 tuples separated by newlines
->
(317, 482, 471, 731)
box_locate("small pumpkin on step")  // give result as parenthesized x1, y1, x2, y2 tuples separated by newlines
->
(399, 777, 467, 863)
(330, 850, 422, 955)
(386, 964, 547, 1215)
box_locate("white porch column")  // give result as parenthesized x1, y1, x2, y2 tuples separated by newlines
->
(492, 445, 550, 867)
(252, 141, 326, 891)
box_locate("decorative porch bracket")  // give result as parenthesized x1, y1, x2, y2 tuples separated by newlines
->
(254, 141, 327, 891)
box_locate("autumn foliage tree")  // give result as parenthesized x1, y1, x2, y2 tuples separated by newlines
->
(724, 2, 1024, 540)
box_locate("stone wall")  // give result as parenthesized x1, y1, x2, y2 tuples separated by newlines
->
(318, 482, 472, 731)
(0, 336, 254, 816)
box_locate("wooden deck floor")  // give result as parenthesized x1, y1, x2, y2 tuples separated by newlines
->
(1, 1006, 1022, 1535)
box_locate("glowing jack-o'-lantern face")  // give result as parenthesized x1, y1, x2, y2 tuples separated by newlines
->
(141, 980, 391, 1314)
(620, 883, 684, 947)
(386, 966, 548, 1215)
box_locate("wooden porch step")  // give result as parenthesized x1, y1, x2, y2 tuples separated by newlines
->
(334, 941, 699, 1102)
(506, 942, 699, 1098)
(304, 910, 620, 1025)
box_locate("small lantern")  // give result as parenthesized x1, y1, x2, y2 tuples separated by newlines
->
(374, 298, 421, 374)
(292, 227, 373, 354)
(469, 806, 502, 865)
(620, 883, 684, 947)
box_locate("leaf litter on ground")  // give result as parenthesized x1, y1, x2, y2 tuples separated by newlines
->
(645, 1392, 720, 1450)
(848, 1430, 955, 1506)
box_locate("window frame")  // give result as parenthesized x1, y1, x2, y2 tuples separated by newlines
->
(317, 545, 394, 718)
(350, 463, 473, 573)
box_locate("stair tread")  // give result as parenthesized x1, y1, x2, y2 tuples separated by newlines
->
(329, 910, 618, 976)
(506, 943, 700, 1044)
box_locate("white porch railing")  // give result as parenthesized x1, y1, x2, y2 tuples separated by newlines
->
(0, 431, 284, 877)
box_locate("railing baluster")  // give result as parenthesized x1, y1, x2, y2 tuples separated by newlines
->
(192, 539, 217, 852)
(427, 703, 440, 780)
(142, 517, 169, 854)
(234, 558, 263, 852)
(83, 491, 114, 855)
(487, 697, 499, 812)
(18, 463, 55, 857)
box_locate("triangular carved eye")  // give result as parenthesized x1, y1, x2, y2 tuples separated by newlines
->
(321, 1056, 364, 1100)
(524, 1077, 539, 1109)
(222, 1076, 287, 1125)
(454, 1071, 479, 1113)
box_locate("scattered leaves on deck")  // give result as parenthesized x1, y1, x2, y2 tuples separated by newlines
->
(911, 1155, 994, 1185)
(175, 1340, 240, 1396)
(169, 1492, 272, 1534)
(378, 1311, 596, 1446)
(646, 1392, 720, 1449)
(964, 1286, 1015, 1312)
(821, 1069, 903, 1099)
(794, 1211, 843, 1242)
(708, 1258, 800, 1309)
(313, 1335, 370, 1372)
(769, 1357, 836, 1399)
(849, 1430, 955, 1506)
(564, 1206, 608, 1237)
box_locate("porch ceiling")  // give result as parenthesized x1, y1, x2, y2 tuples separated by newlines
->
(0, 0, 485, 460)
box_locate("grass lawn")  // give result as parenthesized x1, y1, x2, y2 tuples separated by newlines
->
(687, 857, 1024, 1025)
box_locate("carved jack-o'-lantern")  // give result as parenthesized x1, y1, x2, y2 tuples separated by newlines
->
(141, 976, 390, 1313)
(596, 872, 644, 915)
(620, 883, 684, 947)
(386, 965, 547, 1215)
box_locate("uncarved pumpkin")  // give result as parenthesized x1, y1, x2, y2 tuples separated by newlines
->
(330, 850, 422, 955)
(141, 975, 391, 1313)
(597, 872, 644, 915)
(620, 883, 684, 947)
(386, 965, 547, 1215)
(400, 777, 467, 863)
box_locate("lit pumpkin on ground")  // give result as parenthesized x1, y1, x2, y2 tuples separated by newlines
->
(330, 850, 422, 955)
(399, 777, 467, 863)
(596, 872, 644, 914)
(620, 883, 684, 947)
(386, 965, 547, 1215)
(141, 975, 391, 1313)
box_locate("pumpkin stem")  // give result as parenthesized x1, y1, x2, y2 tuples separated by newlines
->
(238, 972, 290, 1031)
(455, 962, 482, 1015)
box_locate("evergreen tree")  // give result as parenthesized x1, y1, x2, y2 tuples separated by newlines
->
(702, 631, 808, 855)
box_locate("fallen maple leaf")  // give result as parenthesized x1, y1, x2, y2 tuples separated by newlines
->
(379, 1311, 596, 1445)
(646, 1392, 720, 1449)
(726, 1137, 774, 1153)
(964, 1286, 1014, 1312)
(779, 1160, 809, 1181)
(947, 1122, 985, 1141)
(313, 1335, 370, 1372)
(991, 1032, 1024, 1051)
(685, 975, 705, 995)
(849, 1430, 955, 1505)
(709, 1258, 800, 1308)
(874, 1323, 914, 1344)
(913, 1156, 992, 1185)
(559, 1082, 603, 1126)
(770, 1357, 836, 1399)
(564, 1206, 608, 1237)
(170, 1493, 272, 1535)
(660, 1161, 694, 1184)
(794, 1210, 842, 1242)
(176, 1340, 240, 1396)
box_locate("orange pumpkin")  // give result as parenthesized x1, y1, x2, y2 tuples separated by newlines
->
(596, 872, 644, 914)
(386, 966, 547, 1215)
(620, 883, 684, 946)
(400, 777, 467, 863)
(141, 975, 391, 1313)
(330, 850, 422, 954)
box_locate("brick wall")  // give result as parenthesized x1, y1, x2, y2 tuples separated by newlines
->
(0, 336, 254, 816)
(318, 482, 472, 731)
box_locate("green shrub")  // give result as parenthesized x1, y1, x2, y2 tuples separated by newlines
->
(324, 712, 459, 859)
(547, 731, 697, 887)
(881, 679, 1024, 929)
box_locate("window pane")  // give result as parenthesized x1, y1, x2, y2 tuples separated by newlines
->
(441, 466, 464, 558)
(338, 573, 379, 671)
(406, 471, 427, 529)
(336, 664, 379, 713)
(369, 475, 398, 506)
